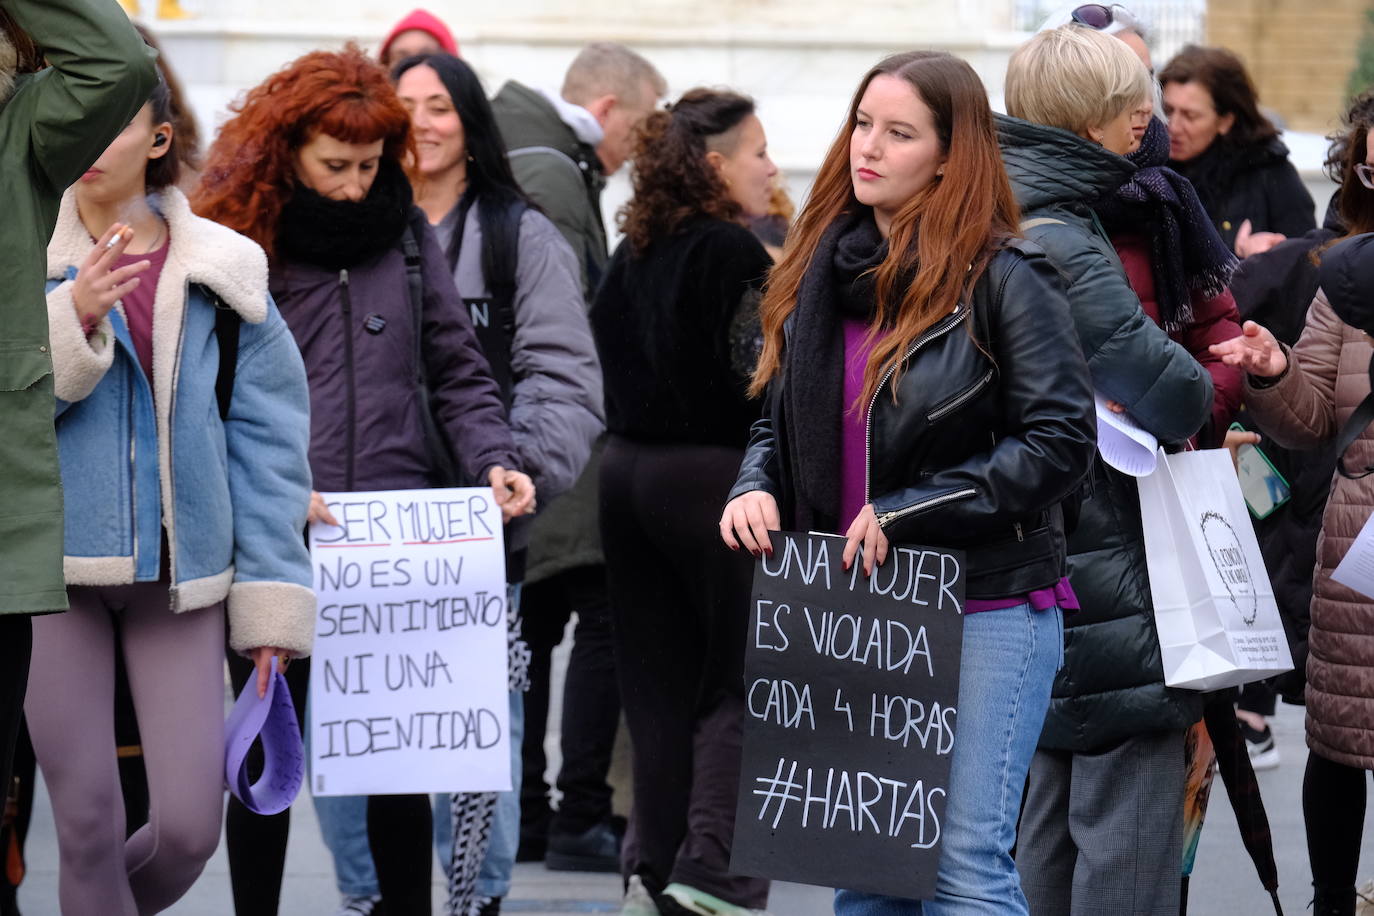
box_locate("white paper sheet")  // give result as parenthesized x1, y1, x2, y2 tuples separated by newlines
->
(1094, 395, 1159, 477)
(1333, 510, 1374, 600)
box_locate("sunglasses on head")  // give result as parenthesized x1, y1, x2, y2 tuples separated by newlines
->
(1070, 3, 1140, 31)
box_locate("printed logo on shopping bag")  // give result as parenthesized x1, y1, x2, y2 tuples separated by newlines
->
(1200, 511, 1259, 626)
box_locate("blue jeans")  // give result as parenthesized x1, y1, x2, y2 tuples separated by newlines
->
(314, 792, 377, 897)
(834, 603, 1064, 916)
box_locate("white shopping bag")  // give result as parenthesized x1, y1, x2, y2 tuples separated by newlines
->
(1137, 447, 1293, 690)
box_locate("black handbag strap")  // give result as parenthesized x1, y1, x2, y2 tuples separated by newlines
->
(402, 214, 461, 486)
(1336, 352, 1374, 479)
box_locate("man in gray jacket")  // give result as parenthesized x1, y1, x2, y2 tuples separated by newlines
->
(491, 42, 665, 872)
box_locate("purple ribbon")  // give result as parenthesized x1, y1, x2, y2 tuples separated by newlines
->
(224, 656, 304, 815)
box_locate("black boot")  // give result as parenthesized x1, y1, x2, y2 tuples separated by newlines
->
(1313, 883, 1355, 916)
(477, 898, 501, 916)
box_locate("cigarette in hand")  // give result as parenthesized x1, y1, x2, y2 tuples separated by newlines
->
(105, 226, 128, 250)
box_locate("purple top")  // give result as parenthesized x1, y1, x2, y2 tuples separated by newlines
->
(965, 578, 1078, 614)
(837, 318, 1074, 615)
(839, 318, 873, 528)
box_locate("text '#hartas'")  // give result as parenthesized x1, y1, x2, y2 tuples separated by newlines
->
(752, 755, 945, 849)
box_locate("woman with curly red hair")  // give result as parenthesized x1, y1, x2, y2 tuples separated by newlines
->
(588, 88, 777, 916)
(193, 46, 535, 916)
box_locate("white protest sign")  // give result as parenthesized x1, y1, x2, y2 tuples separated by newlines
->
(308, 488, 510, 796)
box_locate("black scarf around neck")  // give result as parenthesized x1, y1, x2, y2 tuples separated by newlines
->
(276, 158, 413, 271)
(783, 209, 889, 530)
(1094, 117, 1237, 331)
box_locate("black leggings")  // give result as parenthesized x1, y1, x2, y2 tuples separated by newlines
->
(224, 652, 433, 916)
(225, 651, 310, 916)
(1304, 749, 1368, 893)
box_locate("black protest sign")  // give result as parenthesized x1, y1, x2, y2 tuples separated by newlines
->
(730, 531, 965, 900)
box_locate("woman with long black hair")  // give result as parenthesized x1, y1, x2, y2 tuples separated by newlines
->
(305, 52, 604, 916)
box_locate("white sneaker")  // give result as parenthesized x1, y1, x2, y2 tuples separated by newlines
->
(661, 882, 772, 916)
(1241, 720, 1281, 771)
(622, 875, 661, 916)
(1356, 878, 1374, 914)
(336, 895, 381, 916)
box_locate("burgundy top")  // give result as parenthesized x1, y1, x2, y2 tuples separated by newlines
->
(837, 318, 1075, 615)
(112, 240, 169, 382)
(838, 317, 873, 528)
(1112, 232, 1243, 447)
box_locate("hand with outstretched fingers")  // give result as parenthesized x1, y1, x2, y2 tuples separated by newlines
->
(1209, 321, 1287, 378)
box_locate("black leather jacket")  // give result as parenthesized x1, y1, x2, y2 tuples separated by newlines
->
(728, 240, 1097, 599)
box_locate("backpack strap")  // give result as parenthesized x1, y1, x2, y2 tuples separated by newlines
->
(485, 200, 526, 408)
(402, 213, 427, 391)
(1337, 353, 1374, 479)
(450, 197, 525, 411)
(212, 293, 241, 423)
(402, 213, 462, 486)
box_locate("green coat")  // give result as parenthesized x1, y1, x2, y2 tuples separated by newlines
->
(491, 80, 608, 296)
(492, 80, 609, 583)
(0, 0, 157, 615)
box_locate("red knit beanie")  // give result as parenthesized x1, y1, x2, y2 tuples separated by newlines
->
(380, 9, 458, 62)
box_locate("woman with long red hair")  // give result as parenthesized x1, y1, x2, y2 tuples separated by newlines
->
(719, 50, 1096, 913)
(194, 46, 534, 916)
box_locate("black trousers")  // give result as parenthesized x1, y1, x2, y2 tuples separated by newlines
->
(1304, 749, 1368, 895)
(224, 652, 433, 916)
(600, 437, 768, 908)
(520, 564, 619, 837)
(224, 651, 310, 916)
(1238, 680, 1278, 717)
(0, 617, 31, 838)
(0, 617, 31, 916)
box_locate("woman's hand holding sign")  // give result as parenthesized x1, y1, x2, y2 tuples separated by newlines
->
(720, 490, 781, 557)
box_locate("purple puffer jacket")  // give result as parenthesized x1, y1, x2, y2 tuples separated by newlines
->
(270, 216, 518, 493)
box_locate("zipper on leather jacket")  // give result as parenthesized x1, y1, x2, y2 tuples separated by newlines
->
(927, 368, 994, 423)
(339, 270, 357, 491)
(864, 307, 970, 503)
(875, 487, 978, 527)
